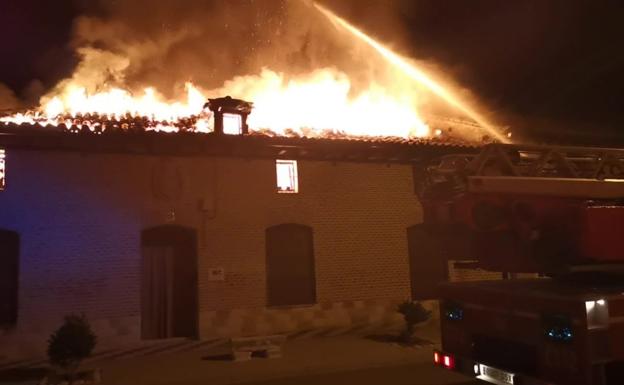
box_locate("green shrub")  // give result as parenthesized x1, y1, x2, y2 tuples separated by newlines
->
(397, 301, 431, 343)
(47, 314, 97, 380)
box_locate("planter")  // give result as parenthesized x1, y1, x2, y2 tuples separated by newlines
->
(39, 368, 101, 385)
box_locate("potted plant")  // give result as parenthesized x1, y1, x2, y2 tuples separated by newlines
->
(397, 301, 431, 344)
(44, 314, 98, 385)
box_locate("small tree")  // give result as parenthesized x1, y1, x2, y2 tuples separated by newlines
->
(47, 314, 97, 383)
(397, 301, 431, 343)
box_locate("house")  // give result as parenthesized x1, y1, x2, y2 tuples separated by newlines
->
(0, 106, 500, 359)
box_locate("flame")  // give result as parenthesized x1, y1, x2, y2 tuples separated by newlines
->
(1, 68, 432, 138)
(223, 69, 429, 138)
(0, 6, 509, 142)
(313, 2, 509, 143)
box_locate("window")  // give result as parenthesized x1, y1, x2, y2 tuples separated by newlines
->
(0, 149, 5, 190)
(276, 160, 298, 193)
(222, 113, 242, 135)
(266, 224, 316, 307)
(0, 229, 19, 328)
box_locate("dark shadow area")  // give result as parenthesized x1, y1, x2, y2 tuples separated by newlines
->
(0, 367, 48, 382)
(606, 360, 624, 385)
(366, 334, 434, 348)
(0, 229, 19, 329)
(237, 363, 480, 385)
(201, 353, 234, 361)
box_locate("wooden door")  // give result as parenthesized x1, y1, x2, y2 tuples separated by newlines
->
(266, 224, 316, 307)
(141, 226, 198, 339)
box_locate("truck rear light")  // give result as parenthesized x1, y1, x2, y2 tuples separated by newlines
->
(443, 354, 455, 369)
(434, 351, 455, 370)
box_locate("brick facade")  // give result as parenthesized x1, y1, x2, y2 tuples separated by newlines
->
(0, 150, 429, 358)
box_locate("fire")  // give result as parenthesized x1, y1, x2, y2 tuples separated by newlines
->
(0, 4, 508, 142)
(1, 68, 431, 138)
(223, 69, 429, 138)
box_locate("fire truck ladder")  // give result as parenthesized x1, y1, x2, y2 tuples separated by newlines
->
(422, 143, 624, 199)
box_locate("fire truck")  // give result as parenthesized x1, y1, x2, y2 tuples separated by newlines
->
(422, 144, 624, 385)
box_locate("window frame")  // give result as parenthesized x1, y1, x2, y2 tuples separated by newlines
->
(275, 159, 299, 194)
(222, 113, 243, 135)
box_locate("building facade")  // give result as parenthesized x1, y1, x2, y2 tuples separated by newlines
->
(0, 133, 497, 359)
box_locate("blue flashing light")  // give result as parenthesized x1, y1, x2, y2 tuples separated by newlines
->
(545, 326, 573, 342)
(542, 314, 573, 343)
(445, 308, 464, 321)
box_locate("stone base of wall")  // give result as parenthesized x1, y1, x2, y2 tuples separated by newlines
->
(199, 299, 439, 339)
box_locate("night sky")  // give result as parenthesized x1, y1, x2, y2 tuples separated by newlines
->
(1, 0, 623, 142)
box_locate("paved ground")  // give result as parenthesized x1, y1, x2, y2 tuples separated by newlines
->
(245, 365, 480, 385)
(0, 321, 481, 385)
(91, 337, 477, 385)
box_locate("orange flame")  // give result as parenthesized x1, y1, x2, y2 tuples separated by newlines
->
(0, 6, 508, 142)
(1, 68, 432, 138)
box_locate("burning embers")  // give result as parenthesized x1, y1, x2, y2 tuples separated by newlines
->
(0, 82, 209, 134)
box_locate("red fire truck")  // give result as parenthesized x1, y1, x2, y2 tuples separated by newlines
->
(423, 144, 624, 385)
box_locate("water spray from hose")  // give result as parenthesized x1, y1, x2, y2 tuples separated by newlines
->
(312, 2, 510, 143)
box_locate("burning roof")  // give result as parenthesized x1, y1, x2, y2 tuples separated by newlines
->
(0, 90, 493, 164)
(0, 120, 480, 164)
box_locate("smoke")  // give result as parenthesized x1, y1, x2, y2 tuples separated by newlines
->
(0, 84, 20, 111)
(43, 0, 430, 101)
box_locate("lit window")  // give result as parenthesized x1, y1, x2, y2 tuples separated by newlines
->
(223, 113, 242, 135)
(276, 160, 298, 193)
(0, 149, 5, 190)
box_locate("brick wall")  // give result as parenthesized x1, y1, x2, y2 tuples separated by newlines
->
(0, 150, 425, 356)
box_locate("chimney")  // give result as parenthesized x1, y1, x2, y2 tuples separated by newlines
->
(204, 96, 253, 135)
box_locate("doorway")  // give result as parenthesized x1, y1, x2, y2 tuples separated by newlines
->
(141, 225, 198, 339)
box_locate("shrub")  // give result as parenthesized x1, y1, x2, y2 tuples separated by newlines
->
(47, 314, 97, 381)
(397, 301, 431, 343)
